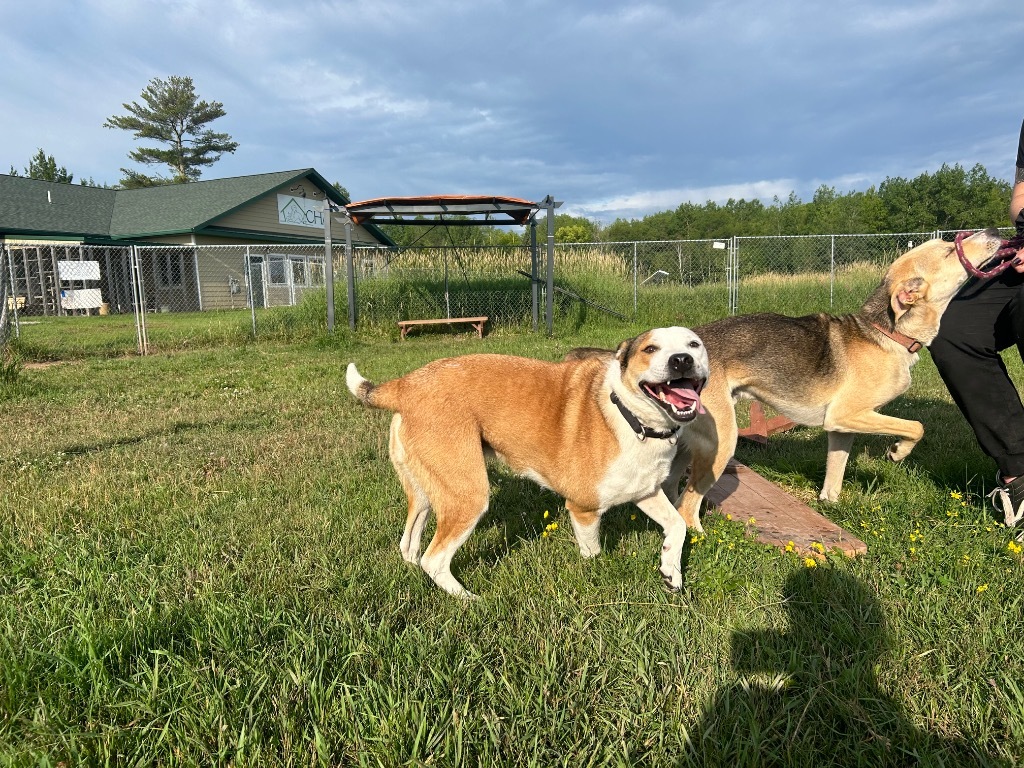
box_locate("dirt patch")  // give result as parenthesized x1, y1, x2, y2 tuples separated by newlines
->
(23, 360, 74, 371)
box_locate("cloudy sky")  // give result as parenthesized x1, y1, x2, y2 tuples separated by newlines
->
(1, 0, 1021, 222)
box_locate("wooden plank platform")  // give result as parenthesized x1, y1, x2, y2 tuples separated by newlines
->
(398, 316, 488, 340)
(705, 458, 867, 557)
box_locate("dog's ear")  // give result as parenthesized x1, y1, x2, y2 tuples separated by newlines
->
(615, 337, 635, 367)
(890, 277, 927, 320)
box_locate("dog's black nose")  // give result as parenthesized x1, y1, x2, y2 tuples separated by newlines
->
(669, 353, 693, 374)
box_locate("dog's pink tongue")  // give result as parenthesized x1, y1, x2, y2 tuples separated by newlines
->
(665, 383, 705, 415)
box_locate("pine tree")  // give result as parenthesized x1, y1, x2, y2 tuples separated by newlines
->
(104, 75, 239, 185)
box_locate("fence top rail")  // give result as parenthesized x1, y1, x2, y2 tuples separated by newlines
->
(565, 238, 725, 247)
(732, 231, 938, 242)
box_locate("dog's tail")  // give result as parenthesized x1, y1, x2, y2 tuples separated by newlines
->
(346, 363, 377, 406)
(348, 363, 403, 411)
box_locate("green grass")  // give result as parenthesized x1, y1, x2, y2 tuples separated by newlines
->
(2, 306, 1023, 765)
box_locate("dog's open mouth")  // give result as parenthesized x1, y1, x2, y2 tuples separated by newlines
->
(641, 377, 706, 422)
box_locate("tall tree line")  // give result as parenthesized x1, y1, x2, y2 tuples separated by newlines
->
(380, 163, 1012, 247)
(603, 163, 1013, 242)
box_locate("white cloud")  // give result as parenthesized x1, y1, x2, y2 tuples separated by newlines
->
(0, 0, 1020, 214)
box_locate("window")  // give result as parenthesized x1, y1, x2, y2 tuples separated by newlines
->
(291, 258, 307, 286)
(309, 259, 325, 285)
(267, 256, 287, 285)
(156, 250, 186, 288)
(265, 254, 324, 288)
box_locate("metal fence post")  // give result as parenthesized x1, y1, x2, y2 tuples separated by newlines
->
(633, 242, 638, 316)
(0, 241, 9, 347)
(544, 196, 559, 335)
(130, 245, 148, 355)
(7, 241, 18, 340)
(829, 234, 836, 308)
(245, 246, 256, 337)
(530, 218, 539, 332)
(323, 200, 335, 333)
(727, 236, 738, 315)
(344, 217, 356, 331)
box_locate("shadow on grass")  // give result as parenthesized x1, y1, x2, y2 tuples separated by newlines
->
(690, 568, 1009, 767)
(57, 417, 264, 457)
(470, 472, 669, 568)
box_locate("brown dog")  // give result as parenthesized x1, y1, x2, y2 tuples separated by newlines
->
(347, 328, 709, 598)
(567, 230, 1006, 530)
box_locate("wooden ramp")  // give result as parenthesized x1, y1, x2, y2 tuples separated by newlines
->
(705, 459, 867, 557)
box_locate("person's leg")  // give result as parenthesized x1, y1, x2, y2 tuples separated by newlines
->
(929, 274, 1024, 479)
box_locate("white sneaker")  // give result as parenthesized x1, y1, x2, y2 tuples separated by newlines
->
(988, 473, 1024, 539)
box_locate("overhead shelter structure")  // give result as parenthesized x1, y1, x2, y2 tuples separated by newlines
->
(340, 194, 561, 333)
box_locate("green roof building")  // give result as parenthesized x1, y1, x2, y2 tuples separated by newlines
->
(1, 170, 393, 315)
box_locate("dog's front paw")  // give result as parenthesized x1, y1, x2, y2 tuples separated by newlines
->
(887, 440, 915, 462)
(818, 486, 841, 502)
(659, 567, 683, 592)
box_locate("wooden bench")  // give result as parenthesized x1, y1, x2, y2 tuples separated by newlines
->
(398, 316, 488, 340)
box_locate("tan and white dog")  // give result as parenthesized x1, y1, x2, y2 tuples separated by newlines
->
(346, 327, 709, 599)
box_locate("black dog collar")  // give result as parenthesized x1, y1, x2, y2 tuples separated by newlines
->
(610, 391, 678, 442)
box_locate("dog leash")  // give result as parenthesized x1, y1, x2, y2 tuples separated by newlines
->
(609, 392, 678, 442)
(870, 323, 923, 353)
(955, 230, 1024, 279)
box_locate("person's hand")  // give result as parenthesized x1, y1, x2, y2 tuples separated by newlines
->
(1013, 254, 1024, 274)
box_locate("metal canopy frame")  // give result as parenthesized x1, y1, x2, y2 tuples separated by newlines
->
(346, 195, 541, 227)
(332, 194, 561, 333)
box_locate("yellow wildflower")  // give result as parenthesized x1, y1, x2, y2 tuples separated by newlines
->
(803, 557, 818, 568)
(785, 541, 795, 553)
(977, 584, 989, 593)
(543, 510, 549, 519)
(811, 542, 825, 554)
(950, 490, 962, 500)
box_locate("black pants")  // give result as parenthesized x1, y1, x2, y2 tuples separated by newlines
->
(930, 270, 1024, 478)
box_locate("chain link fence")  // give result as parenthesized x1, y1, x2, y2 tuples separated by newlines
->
(2, 228, 1016, 356)
(349, 244, 535, 329)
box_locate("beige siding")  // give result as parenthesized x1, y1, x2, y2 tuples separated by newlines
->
(215, 178, 385, 245)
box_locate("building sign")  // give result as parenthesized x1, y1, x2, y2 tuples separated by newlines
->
(58, 260, 101, 281)
(61, 288, 103, 310)
(277, 194, 325, 229)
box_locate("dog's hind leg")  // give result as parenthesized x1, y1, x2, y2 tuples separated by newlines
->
(397, 468, 431, 565)
(820, 431, 855, 502)
(566, 502, 603, 558)
(635, 491, 688, 592)
(390, 415, 431, 564)
(417, 442, 490, 600)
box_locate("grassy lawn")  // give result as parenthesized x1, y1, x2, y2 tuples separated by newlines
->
(2, 315, 1023, 765)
